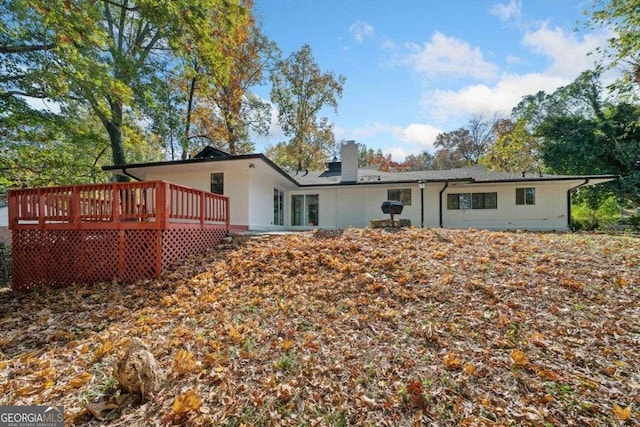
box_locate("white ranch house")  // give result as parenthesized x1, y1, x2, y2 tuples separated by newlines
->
(104, 142, 616, 232)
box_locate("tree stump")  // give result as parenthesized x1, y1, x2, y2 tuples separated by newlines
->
(113, 338, 164, 401)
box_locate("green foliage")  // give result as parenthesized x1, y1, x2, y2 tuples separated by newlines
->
(269, 44, 346, 170)
(586, 0, 640, 92)
(0, 241, 10, 286)
(2, 0, 251, 173)
(513, 71, 640, 204)
(571, 194, 621, 231)
(628, 211, 640, 232)
(481, 118, 540, 173)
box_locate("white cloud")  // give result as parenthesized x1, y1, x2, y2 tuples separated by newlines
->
(349, 21, 374, 44)
(490, 0, 522, 23)
(404, 32, 499, 81)
(348, 122, 442, 159)
(523, 23, 606, 78)
(390, 123, 441, 150)
(418, 23, 611, 122)
(422, 73, 567, 121)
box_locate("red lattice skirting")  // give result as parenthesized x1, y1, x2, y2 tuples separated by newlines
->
(11, 227, 227, 291)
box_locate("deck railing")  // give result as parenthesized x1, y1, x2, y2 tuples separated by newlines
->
(8, 180, 229, 231)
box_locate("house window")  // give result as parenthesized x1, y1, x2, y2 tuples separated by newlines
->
(274, 188, 284, 226)
(472, 192, 498, 209)
(387, 188, 411, 205)
(516, 188, 535, 205)
(292, 194, 319, 226)
(447, 192, 497, 210)
(447, 193, 471, 210)
(210, 173, 224, 194)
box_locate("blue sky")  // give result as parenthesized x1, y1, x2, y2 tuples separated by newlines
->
(251, 0, 609, 160)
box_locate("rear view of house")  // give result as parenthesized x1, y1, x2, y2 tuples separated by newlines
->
(104, 141, 617, 232)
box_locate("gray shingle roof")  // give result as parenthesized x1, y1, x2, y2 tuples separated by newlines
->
(289, 165, 615, 186)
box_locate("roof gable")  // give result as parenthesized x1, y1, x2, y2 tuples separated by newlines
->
(193, 146, 230, 159)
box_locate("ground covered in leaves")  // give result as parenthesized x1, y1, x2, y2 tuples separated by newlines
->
(1, 228, 639, 426)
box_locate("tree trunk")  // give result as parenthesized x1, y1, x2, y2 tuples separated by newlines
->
(225, 111, 237, 155)
(183, 67, 199, 160)
(103, 99, 128, 182)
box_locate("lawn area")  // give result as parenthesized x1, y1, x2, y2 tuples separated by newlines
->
(0, 228, 638, 426)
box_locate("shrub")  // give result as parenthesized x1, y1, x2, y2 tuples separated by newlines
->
(628, 211, 640, 232)
(571, 195, 621, 231)
(0, 242, 10, 286)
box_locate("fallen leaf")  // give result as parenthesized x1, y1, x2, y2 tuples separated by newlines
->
(281, 339, 295, 351)
(173, 349, 199, 375)
(69, 372, 92, 388)
(93, 341, 114, 361)
(172, 389, 202, 414)
(613, 403, 632, 421)
(86, 401, 119, 421)
(443, 352, 462, 370)
(510, 349, 529, 367)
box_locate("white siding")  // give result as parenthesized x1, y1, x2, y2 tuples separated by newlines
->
(441, 181, 578, 231)
(286, 183, 442, 229)
(120, 161, 585, 231)
(125, 159, 297, 230)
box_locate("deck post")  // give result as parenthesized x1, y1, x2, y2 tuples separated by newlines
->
(156, 182, 166, 229)
(72, 186, 81, 228)
(38, 188, 45, 230)
(118, 229, 126, 281)
(225, 197, 230, 228)
(200, 191, 206, 229)
(8, 190, 17, 230)
(112, 183, 121, 228)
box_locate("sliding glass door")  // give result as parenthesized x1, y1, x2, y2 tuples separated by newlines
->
(291, 194, 319, 226)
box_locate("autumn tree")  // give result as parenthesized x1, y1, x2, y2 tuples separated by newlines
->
(481, 118, 540, 173)
(2, 0, 247, 178)
(587, 0, 640, 91)
(194, 10, 279, 156)
(400, 152, 436, 171)
(432, 116, 495, 169)
(269, 44, 346, 170)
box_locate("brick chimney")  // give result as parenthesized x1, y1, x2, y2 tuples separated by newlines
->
(340, 141, 358, 183)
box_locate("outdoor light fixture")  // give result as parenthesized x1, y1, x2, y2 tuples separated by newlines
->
(418, 180, 425, 228)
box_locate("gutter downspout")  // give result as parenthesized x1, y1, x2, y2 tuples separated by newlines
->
(567, 179, 589, 231)
(122, 168, 142, 182)
(439, 182, 449, 228)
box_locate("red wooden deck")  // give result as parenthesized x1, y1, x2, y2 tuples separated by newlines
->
(8, 181, 229, 290)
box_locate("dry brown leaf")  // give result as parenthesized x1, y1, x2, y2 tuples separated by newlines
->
(613, 403, 632, 421)
(173, 349, 198, 374)
(1, 228, 638, 426)
(86, 401, 119, 421)
(69, 372, 92, 388)
(443, 352, 462, 370)
(510, 349, 529, 367)
(463, 362, 476, 375)
(93, 341, 114, 361)
(172, 389, 202, 414)
(281, 339, 295, 351)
